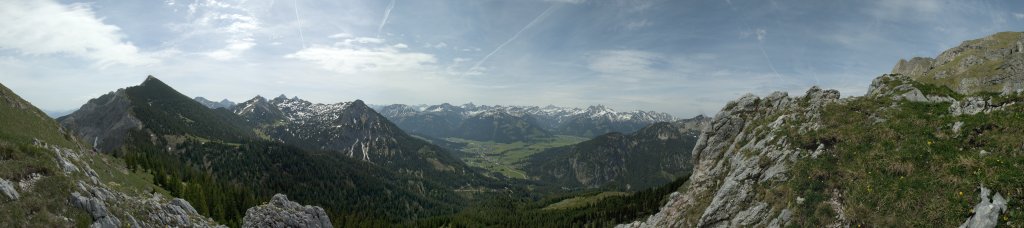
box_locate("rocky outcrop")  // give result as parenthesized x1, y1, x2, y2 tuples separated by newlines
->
(57, 89, 141, 152)
(0, 178, 18, 200)
(867, 74, 955, 103)
(949, 97, 1014, 116)
(891, 32, 1024, 94)
(960, 186, 1008, 228)
(23, 139, 222, 227)
(891, 57, 936, 77)
(620, 86, 841, 227)
(242, 194, 332, 228)
(70, 190, 121, 228)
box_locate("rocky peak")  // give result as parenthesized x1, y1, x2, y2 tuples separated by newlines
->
(140, 75, 168, 88)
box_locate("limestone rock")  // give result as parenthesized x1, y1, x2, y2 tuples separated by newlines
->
(243, 194, 332, 228)
(891, 57, 935, 77)
(70, 192, 121, 228)
(620, 86, 841, 227)
(57, 89, 142, 152)
(0, 178, 18, 200)
(959, 186, 1008, 228)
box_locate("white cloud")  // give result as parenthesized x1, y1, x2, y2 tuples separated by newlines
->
(587, 50, 663, 75)
(286, 37, 437, 74)
(1014, 13, 1024, 20)
(756, 28, 767, 41)
(174, 0, 262, 60)
(0, 0, 157, 67)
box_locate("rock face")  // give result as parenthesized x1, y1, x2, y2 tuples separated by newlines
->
(0, 178, 18, 200)
(959, 186, 1008, 228)
(891, 32, 1024, 94)
(242, 194, 332, 228)
(620, 86, 841, 227)
(56, 89, 141, 152)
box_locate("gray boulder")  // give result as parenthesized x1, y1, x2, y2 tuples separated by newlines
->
(70, 192, 121, 228)
(243, 194, 332, 228)
(0, 178, 18, 200)
(959, 186, 1008, 228)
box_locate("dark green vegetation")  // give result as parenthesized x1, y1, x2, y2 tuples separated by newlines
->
(412, 177, 687, 227)
(125, 76, 257, 142)
(778, 91, 1024, 226)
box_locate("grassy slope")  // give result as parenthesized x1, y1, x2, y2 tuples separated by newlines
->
(0, 83, 173, 226)
(777, 89, 1024, 226)
(446, 135, 587, 179)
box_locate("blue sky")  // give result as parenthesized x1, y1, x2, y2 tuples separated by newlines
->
(1, 0, 1022, 117)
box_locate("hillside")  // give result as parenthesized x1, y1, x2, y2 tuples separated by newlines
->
(623, 32, 1024, 227)
(455, 110, 552, 142)
(0, 82, 220, 227)
(524, 119, 705, 191)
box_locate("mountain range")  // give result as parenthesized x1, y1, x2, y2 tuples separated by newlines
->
(373, 102, 676, 141)
(56, 76, 495, 225)
(4, 30, 1023, 228)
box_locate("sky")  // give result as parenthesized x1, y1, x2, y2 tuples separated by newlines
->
(1, 0, 1023, 118)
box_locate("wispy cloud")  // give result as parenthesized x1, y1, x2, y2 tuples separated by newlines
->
(0, 0, 157, 67)
(378, 0, 397, 38)
(1014, 13, 1024, 19)
(471, 5, 557, 72)
(286, 36, 436, 74)
(587, 50, 662, 75)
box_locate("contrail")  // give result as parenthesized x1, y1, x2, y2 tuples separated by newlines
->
(293, 0, 306, 48)
(470, 5, 557, 72)
(378, 0, 396, 38)
(758, 43, 783, 82)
